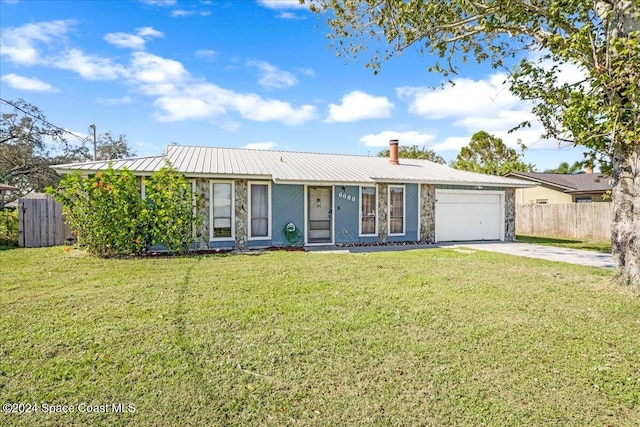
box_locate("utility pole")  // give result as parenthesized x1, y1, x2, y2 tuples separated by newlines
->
(89, 124, 96, 161)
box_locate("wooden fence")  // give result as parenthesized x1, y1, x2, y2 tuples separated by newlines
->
(516, 203, 612, 240)
(18, 196, 71, 247)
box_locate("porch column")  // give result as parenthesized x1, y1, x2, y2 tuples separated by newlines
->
(194, 178, 210, 249)
(377, 183, 388, 243)
(235, 179, 248, 250)
(419, 184, 436, 243)
(505, 188, 516, 241)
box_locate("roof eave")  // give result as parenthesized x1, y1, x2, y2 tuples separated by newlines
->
(505, 172, 579, 191)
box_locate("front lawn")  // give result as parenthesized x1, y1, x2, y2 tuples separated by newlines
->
(1, 247, 638, 426)
(516, 234, 612, 253)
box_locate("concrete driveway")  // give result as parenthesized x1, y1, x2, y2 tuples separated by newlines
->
(445, 242, 614, 269)
(308, 241, 614, 269)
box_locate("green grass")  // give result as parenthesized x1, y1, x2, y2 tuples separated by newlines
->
(516, 234, 612, 253)
(1, 246, 639, 426)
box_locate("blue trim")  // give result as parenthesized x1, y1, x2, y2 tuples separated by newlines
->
(272, 184, 305, 246)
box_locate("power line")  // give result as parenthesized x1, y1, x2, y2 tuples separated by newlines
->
(0, 97, 88, 144)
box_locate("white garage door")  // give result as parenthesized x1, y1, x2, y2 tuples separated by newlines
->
(435, 190, 504, 242)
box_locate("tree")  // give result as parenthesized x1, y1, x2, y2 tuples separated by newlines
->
(451, 131, 533, 175)
(309, 0, 640, 290)
(1, 99, 137, 203)
(377, 144, 445, 164)
(0, 99, 84, 200)
(544, 161, 584, 174)
(95, 132, 136, 161)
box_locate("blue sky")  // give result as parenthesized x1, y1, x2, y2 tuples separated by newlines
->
(1, 0, 588, 171)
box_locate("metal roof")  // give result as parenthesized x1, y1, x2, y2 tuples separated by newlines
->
(506, 171, 611, 193)
(53, 145, 535, 188)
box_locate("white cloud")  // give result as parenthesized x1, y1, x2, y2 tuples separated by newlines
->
(150, 84, 317, 124)
(140, 0, 176, 5)
(230, 93, 317, 124)
(397, 73, 564, 151)
(278, 12, 307, 19)
(136, 27, 164, 38)
(527, 49, 588, 87)
(248, 60, 298, 89)
(397, 73, 520, 120)
(171, 9, 211, 17)
(360, 130, 436, 148)
(430, 136, 474, 152)
(195, 49, 216, 59)
(105, 27, 164, 50)
(244, 142, 277, 150)
(153, 96, 226, 121)
(1, 21, 125, 80)
(1, 73, 60, 92)
(96, 96, 135, 106)
(1, 20, 317, 126)
(327, 90, 394, 123)
(0, 20, 74, 65)
(105, 33, 146, 50)
(129, 51, 188, 93)
(257, 0, 307, 10)
(53, 48, 126, 80)
(296, 67, 315, 77)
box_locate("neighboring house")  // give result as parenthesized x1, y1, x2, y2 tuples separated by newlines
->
(53, 141, 534, 250)
(505, 171, 612, 204)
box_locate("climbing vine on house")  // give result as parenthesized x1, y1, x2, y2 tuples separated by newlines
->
(49, 163, 199, 257)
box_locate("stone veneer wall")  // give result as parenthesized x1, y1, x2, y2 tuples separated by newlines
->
(505, 188, 516, 241)
(419, 184, 436, 242)
(194, 178, 210, 249)
(234, 179, 248, 250)
(377, 183, 388, 243)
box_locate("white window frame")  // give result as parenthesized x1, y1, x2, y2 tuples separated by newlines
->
(210, 180, 235, 241)
(359, 185, 378, 237)
(575, 196, 593, 203)
(388, 184, 406, 236)
(248, 181, 272, 240)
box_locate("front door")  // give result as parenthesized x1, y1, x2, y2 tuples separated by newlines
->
(308, 186, 332, 243)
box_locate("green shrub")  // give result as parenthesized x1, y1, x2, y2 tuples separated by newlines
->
(0, 208, 18, 247)
(141, 164, 199, 254)
(51, 167, 143, 256)
(49, 163, 199, 257)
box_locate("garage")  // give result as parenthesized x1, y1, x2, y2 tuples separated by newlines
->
(435, 190, 504, 242)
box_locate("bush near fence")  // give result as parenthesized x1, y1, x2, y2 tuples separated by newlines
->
(0, 208, 19, 247)
(516, 203, 612, 240)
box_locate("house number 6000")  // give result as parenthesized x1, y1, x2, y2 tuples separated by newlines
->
(337, 192, 356, 202)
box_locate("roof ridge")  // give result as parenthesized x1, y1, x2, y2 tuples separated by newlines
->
(166, 144, 382, 159)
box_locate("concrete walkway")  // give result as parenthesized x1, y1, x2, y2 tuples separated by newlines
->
(307, 241, 614, 269)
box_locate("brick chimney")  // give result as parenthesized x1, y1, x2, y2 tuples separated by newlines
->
(584, 165, 593, 174)
(389, 139, 399, 165)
